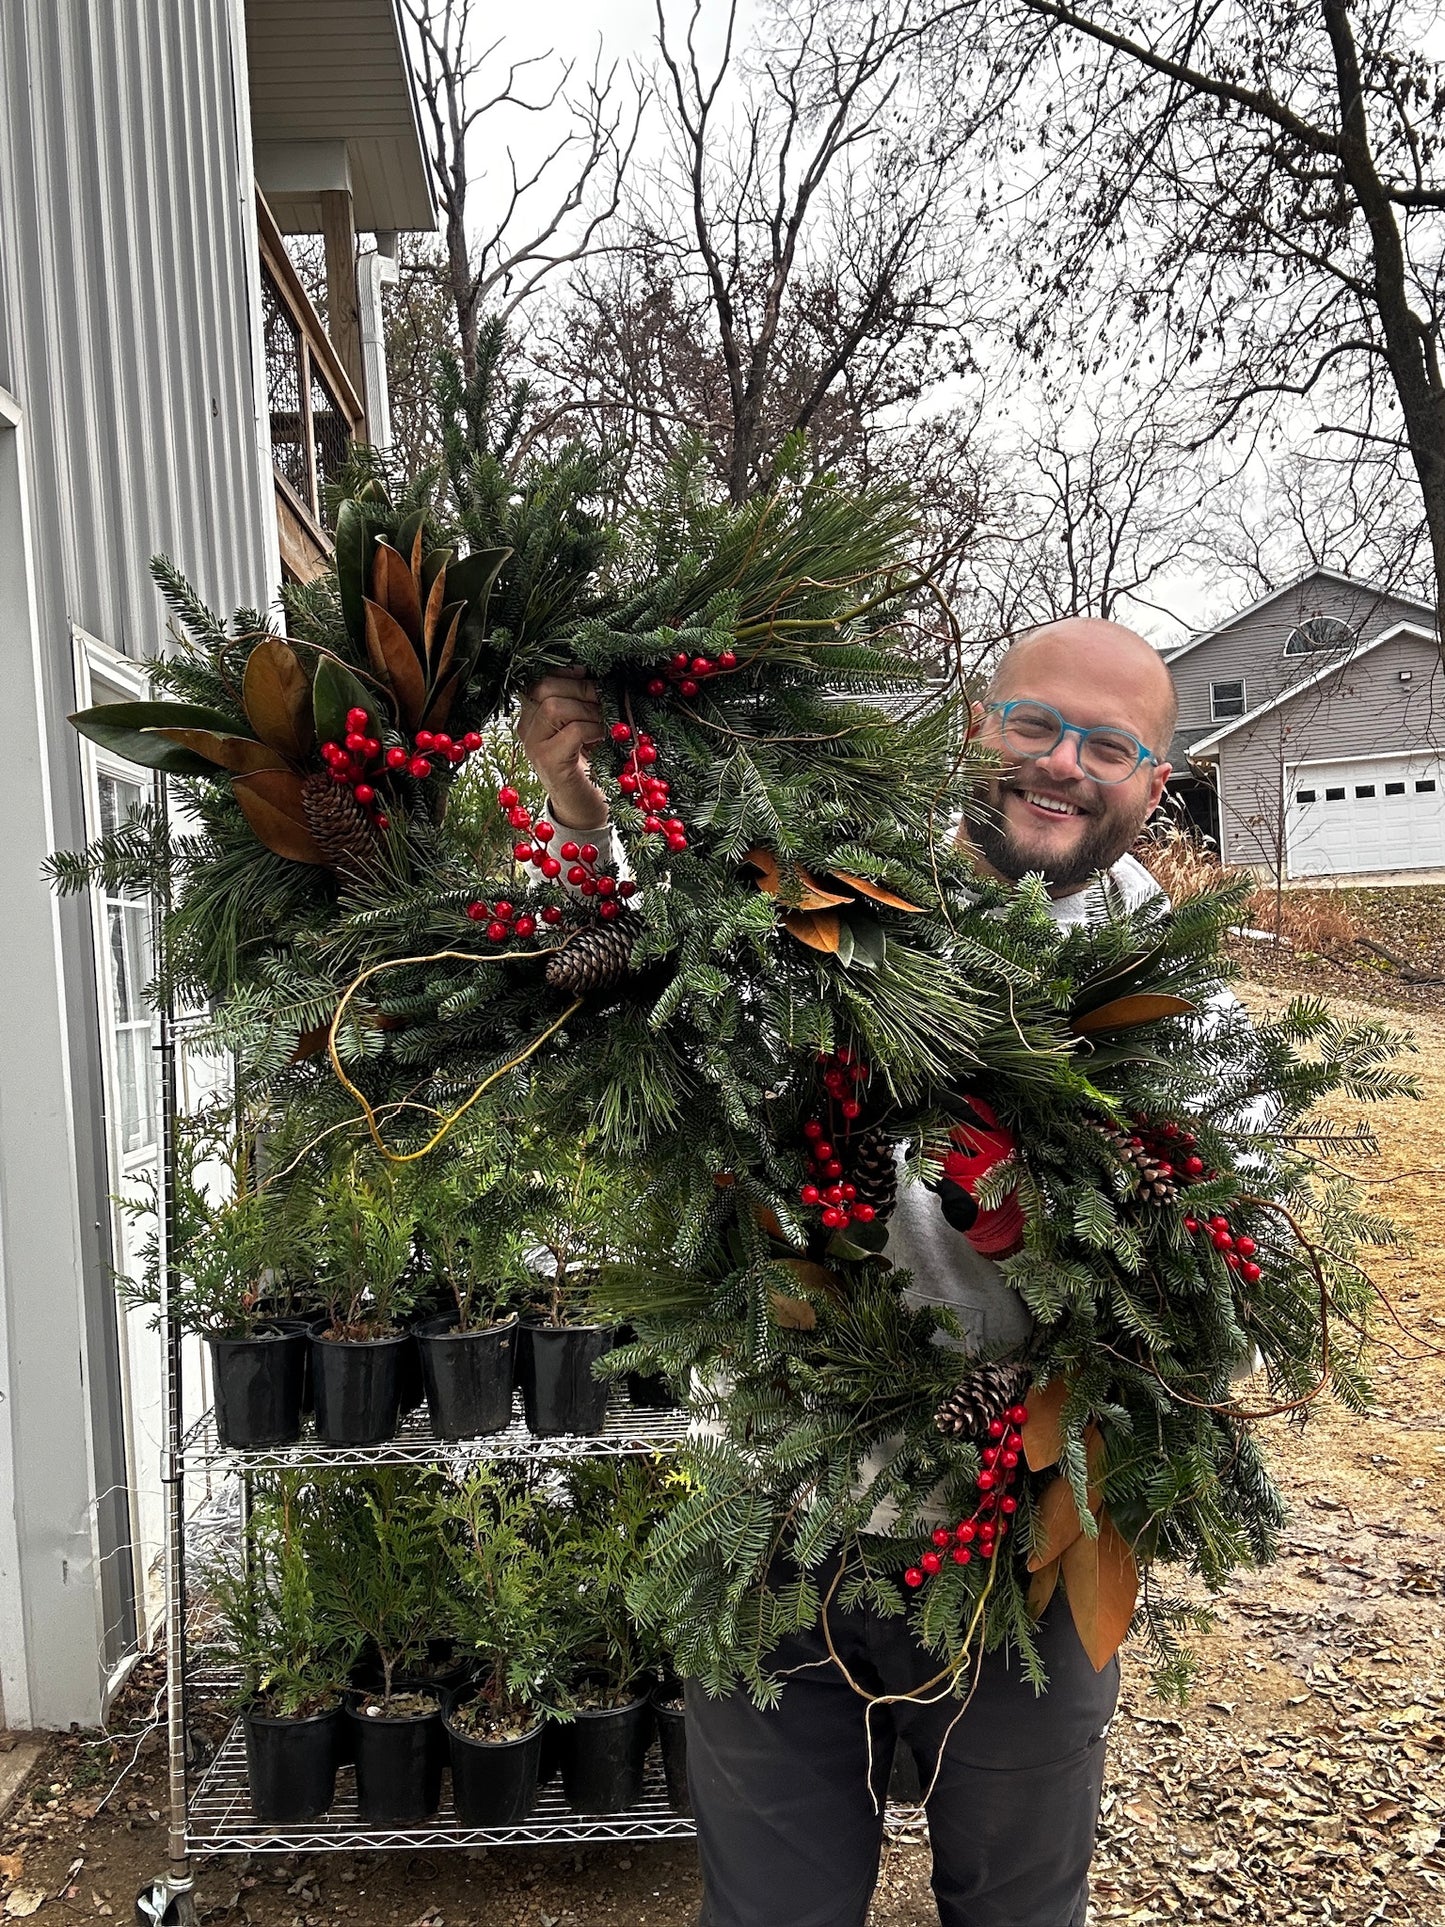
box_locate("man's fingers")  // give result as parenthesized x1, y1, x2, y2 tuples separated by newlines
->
(522, 699, 604, 747)
(525, 673, 598, 707)
(542, 719, 605, 764)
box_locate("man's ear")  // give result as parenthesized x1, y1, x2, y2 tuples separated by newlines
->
(1144, 762, 1172, 816)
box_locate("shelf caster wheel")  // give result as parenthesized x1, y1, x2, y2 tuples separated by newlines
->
(135, 1877, 196, 1927)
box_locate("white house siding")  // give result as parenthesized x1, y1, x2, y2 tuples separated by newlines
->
(1215, 629, 1445, 871)
(0, 0, 277, 1725)
(1166, 575, 1433, 767)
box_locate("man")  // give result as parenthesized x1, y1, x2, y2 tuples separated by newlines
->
(519, 617, 1178, 1927)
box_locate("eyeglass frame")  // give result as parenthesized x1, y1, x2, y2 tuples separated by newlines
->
(984, 699, 1160, 786)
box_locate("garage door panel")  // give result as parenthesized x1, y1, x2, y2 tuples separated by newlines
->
(1287, 753, 1445, 877)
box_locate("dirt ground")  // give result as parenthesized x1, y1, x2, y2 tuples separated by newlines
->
(0, 980, 1441, 1927)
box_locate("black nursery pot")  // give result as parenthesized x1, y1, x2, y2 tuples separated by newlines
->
(345, 1696, 444, 1825)
(207, 1326, 308, 1448)
(556, 1692, 653, 1813)
(444, 1694, 546, 1826)
(310, 1330, 409, 1446)
(416, 1314, 518, 1439)
(618, 1321, 681, 1411)
(243, 1705, 342, 1823)
(518, 1321, 614, 1436)
(651, 1686, 690, 1816)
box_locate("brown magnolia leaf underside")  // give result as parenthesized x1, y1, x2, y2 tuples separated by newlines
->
(1026, 1557, 1060, 1622)
(1071, 993, 1198, 1036)
(232, 771, 328, 866)
(776, 1257, 844, 1302)
(828, 870, 925, 913)
(371, 542, 423, 645)
(1026, 1426, 1106, 1571)
(784, 909, 842, 952)
(768, 1291, 818, 1331)
(155, 728, 287, 775)
(744, 847, 853, 910)
(364, 598, 427, 727)
(1059, 1509, 1140, 1671)
(1021, 1375, 1069, 1471)
(241, 637, 313, 763)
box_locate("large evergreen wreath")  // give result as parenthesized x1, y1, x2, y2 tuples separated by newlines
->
(55, 335, 1413, 1702)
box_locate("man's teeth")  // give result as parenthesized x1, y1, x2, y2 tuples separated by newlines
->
(1021, 790, 1082, 817)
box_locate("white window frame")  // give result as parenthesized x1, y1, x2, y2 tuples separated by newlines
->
(1284, 616, 1354, 657)
(1210, 678, 1247, 722)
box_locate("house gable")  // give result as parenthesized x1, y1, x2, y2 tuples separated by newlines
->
(1163, 570, 1434, 771)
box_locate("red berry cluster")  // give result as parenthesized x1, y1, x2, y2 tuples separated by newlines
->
(904, 1401, 1029, 1589)
(464, 896, 544, 944)
(470, 786, 637, 941)
(319, 707, 392, 830)
(1126, 1114, 1209, 1186)
(609, 722, 688, 852)
(380, 725, 484, 783)
(797, 1049, 874, 1230)
(1181, 1211, 1262, 1285)
(643, 648, 738, 704)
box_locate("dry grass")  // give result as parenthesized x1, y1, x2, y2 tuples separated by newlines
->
(1134, 823, 1362, 951)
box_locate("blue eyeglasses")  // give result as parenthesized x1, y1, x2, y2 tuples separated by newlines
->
(985, 700, 1158, 785)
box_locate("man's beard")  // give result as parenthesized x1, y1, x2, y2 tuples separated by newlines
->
(963, 776, 1138, 891)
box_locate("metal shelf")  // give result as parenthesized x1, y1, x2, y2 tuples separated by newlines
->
(187, 1720, 696, 1852)
(179, 1395, 690, 1472)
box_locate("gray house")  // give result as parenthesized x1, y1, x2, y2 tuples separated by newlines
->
(0, 1, 433, 1726)
(1164, 570, 1443, 880)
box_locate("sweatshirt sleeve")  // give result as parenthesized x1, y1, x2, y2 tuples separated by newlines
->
(543, 804, 630, 903)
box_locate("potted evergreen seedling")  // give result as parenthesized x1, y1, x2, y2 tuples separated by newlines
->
(309, 1471, 449, 1824)
(549, 1462, 667, 1813)
(121, 1117, 307, 1447)
(409, 1155, 525, 1439)
(208, 1475, 350, 1824)
(435, 1468, 565, 1825)
(516, 1149, 622, 1436)
(305, 1160, 420, 1445)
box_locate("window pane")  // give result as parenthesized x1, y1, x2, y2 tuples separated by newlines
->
(116, 1027, 142, 1155)
(1295, 790, 1317, 803)
(1355, 784, 1376, 798)
(1385, 783, 1405, 795)
(1325, 787, 1345, 801)
(1418, 779, 1437, 793)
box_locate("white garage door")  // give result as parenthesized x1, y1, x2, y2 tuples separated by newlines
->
(1287, 752, 1445, 878)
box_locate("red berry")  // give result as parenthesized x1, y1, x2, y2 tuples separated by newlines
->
(560, 841, 580, 860)
(841, 1184, 856, 1201)
(647, 678, 667, 697)
(1000, 1450, 1019, 1469)
(1006, 1404, 1029, 1425)
(904, 1567, 925, 1588)
(345, 731, 367, 753)
(952, 1546, 971, 1564)
(610, 721, 632, 742)
(346, 706, 369, 732)
(679, 679, 700, 699)
(852, 1204, 876, 1223)
(921, 1551, 942, 1575)
(691, 656, 712, 675)
(541, 905, 563, 924)
(824, 1159, 843, 1179)
(568, 865, 588, 886)
(540, 856, 562, 879)
(463, 731, 483, 752)
(618, 880, 637, 898)
(598, 899, 620, 920)
(637, 744, 658, 765)
(466, 902, 488, 922)
(643, 815, 663, 834)
(497, 785, 520, 808)
(1209, 1215, 1228, 1231)
(821, 1207, 845, 1228)
(1183, 1215, 1199, 1233)
(803, 1120, 824, 1139)
(814, 1141, 833, 1160)
(508, 806, 533, 830)
(408, 755, 432, 779)
(1000, 1495, 1018, 1514)
(514, 914, 536, 938)
(932, 1526, 952, 1548)
(977, 1469, 996, 1491)
(534, 821, 555, 843)
(671, 651, 690, 671)
(1241, 1261, 1262, 1284)
(1226, 1251, 1241, 1269)
(841, 1099, 862, 1120)
(494, 902, 513, 919)
(354, 784, 376, 805)
(415, 731, 436, 751)
(1234, 1236, 1256, 1257)
(597, 875, 617, 897)
(385, 746, 409, 770)
(486, 921, 508, 943)
(982, 1447, 998, 1467)
(824, 1185, 845, 1205)
(579, 844, 599, 864)
(433, 735, 454, 756)
(1185, 1155, 1205, 1177)
(620, 772, 640, 793)
(719, 650, 737, 669)
(329, 769, 350, 785)
(987, 1418, 1006, 1439)
(800, 1184, 820, 1205)
(978, 1541, 996, 1558)
(1212, 1231, 1233, 1251)
(375, 814, 389, 830)
(663, 819, 684, 834)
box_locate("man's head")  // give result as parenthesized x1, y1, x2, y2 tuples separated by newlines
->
(963, 617, 1176, 894)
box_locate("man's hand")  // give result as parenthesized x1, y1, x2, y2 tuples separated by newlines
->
(517, 671, 609, 830)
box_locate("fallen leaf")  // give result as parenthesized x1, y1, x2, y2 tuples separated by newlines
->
(6, 1890, 45, 1918)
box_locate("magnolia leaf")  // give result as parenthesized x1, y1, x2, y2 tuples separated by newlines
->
(431, 605, 464, 689)
(777, 1257, 843, 1301)
(231, 771, 328, 866)
(70, 700, 242, 775)
(241, 637, 313, 761)
(371, 542, 424, 647)
(768, 1290, 817, 1331)
(313, 656, 381, 745)
(1021, 1375, 1069, 1470)
(421, 664, 463, 732)
(744, 847, 852, 909)
(1026, 1556, 1060, 1622)
(447, 545, 512, 659)
(1026, 1474, 1089, 1571)
(365, 598, 428, 728)
(783, 909, 842, 953)
(155, 728, 287, 775)
(1060, 1508, 1139, 1670)
(828, 869, 925, 913)
(422, 566, 449, 667)
(1071, 993, 1198, 1036)
(841, 910, 886, 970)
(421, 546, 454, 599)
(833, 918, 856, 968)
(290, 1021, 333, 1063)
(397, 508, 427, 579)
(334, 499, 371, 650)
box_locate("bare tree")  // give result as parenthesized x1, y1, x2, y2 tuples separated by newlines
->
(403, 0, 642, 378)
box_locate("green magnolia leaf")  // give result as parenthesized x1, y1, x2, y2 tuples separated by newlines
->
(833, 918, 856, 968)
(396, 508, 427, 572)
(313, 656, 381, 746)
(334, 500, 372, 651)
(421, 547, 454, 599)
(840, 910, 886, 971)
(447, 546, 512, 664)
(70, 701, 244, 775)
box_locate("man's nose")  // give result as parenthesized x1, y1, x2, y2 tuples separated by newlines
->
(1031, 731, 1088, 783)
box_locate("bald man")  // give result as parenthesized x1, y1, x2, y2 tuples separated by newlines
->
(518, 620, 1179, 1927)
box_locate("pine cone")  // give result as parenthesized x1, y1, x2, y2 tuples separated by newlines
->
(544, 918, 639, 996)
(934, 1360, 1032, 1440)
(301, 773, 377, 874)
(848, 1127, 899, 1221)
(1094, 1122, 1180, 1205)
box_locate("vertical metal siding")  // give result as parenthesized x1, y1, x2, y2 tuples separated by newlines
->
(0, 0, 278, 1722)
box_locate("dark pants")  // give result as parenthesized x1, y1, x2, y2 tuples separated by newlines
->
(685, 1571, 1119, 1927)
